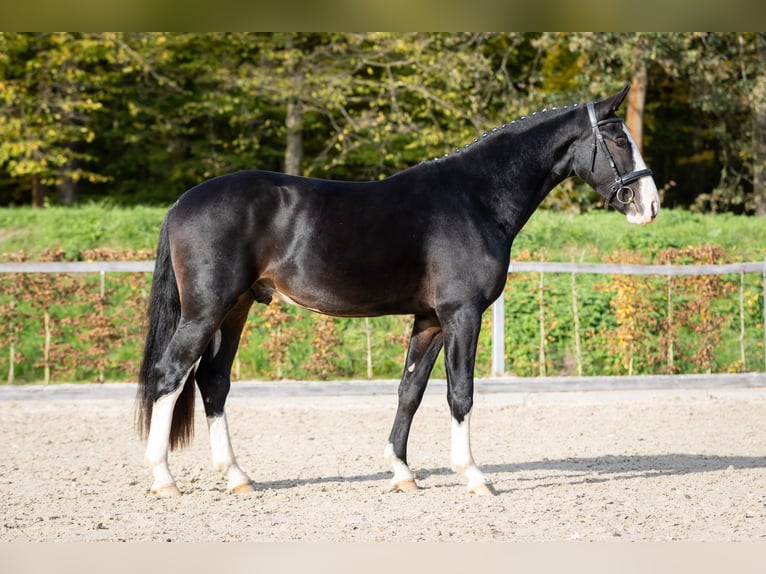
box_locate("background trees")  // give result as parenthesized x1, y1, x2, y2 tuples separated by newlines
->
(0, 32, 764, 214)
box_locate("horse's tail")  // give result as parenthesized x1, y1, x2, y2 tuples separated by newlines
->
(136, 214, 196, 450)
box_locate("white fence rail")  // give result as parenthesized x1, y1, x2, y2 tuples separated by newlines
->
(0, 261, 155, 273)
(2, 259, 765, 376)
(491, 259, 766, 376)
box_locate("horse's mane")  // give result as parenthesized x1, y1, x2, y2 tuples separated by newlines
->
(425, 101, 583, 165)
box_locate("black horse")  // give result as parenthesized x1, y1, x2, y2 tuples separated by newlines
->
(137, 85, 659, 497)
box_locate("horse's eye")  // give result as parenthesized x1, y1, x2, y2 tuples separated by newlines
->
(615, 137, 628, 149)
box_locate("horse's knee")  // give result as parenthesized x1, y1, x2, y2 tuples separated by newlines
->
(447, 391, 473, 423)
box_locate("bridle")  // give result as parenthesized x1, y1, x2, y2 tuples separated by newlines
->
(587, 102, 652, 208)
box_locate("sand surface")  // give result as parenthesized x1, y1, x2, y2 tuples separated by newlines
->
(2, 381, 765, 542)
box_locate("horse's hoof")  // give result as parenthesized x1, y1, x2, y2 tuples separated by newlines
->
(468, 481, 498, 496)
(230, 481, 256, 494)
(388, 478, 420, 493)
(151, 483, 182, 497)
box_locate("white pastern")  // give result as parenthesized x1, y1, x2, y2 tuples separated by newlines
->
(207, 414, 253, 492)
(450, 410, 492, 491)
(384, 442, 415, 486)
(625, 128, 660, 225)
(144, 379, 186, 494)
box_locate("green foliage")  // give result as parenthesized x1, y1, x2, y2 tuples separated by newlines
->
(0, 204, 165, 257)
(1, 33, 764, 213)
(514, 208, 766, 260)
(1, 207, 764, 383)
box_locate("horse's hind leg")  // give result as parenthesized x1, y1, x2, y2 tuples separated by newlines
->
(385, 315, 443, 492)
(196, 297, 255, 493)
(145, 372, 191, 497)
(145, 316, 220, 497)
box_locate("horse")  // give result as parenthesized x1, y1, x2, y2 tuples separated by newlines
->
(136, 85, 659, 497)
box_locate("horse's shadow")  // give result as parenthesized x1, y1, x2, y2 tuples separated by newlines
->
(250, 453, 766, 494)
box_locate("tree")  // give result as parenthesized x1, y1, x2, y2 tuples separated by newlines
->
(0, 33, 118, 205)
(534, 32, 766, 214)
(302, 32, 532, 180)
(679, 33, 766, 214)
(0, 32, 763, 213)
(747, 33, 766, 215)
(231, 33, 357, 177)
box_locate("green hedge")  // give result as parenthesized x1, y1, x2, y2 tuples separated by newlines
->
(1, 207, 764, 383)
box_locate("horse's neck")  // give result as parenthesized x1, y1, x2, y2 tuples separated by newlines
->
(455, 113, 580, 239)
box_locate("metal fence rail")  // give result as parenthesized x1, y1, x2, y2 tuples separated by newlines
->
(2, 259, 760, 276)
(2, 258, 765, 377)
(491, 259, 766, 376)
(507, 260, 765, 276)
(0, 261, 155, 273)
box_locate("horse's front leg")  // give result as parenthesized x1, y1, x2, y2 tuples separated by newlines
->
(442, 307, 497, 496)
(385, 315, 443, 492)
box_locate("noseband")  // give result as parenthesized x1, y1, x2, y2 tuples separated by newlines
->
(587, 102, 652, 207)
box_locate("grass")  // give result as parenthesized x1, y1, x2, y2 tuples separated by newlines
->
(2, 204, 764, 261)
(514, 209, 766, 261)
(0, 204, 166, 258)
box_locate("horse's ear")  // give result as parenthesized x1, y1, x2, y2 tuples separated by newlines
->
(607, 84, 631, 112)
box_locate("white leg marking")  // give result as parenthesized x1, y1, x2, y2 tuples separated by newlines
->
(450, 410, 494, 493)
(207, 413, 253, 492)
(144, 380, 186, 495)
(384, 442, 417, 490)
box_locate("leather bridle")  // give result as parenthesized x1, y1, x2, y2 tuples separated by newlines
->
(587, 102, 653, 208)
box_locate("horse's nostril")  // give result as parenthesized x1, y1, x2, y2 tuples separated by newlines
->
(651, 201, 658, 219)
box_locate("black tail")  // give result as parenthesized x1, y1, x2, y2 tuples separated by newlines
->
(136, 214, 196, 450)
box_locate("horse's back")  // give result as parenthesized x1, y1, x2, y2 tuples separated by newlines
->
(164, 167, 508, 317)
(163, 170, 433, 315)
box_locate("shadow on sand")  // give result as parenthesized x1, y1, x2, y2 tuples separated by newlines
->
(250, 453, 766, 493)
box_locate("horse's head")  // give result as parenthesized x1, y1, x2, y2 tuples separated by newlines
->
(572, 85, 660, 225)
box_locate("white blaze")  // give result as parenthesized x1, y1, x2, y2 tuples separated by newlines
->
(624, 127, 660, 225)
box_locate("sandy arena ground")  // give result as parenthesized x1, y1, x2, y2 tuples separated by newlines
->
(1, 379, 765, 542)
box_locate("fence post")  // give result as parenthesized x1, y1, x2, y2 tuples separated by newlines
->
(763, 258, 766, 372)
(43, 311, 51, 385)
(538, 270, 546, 377)
(571, 272, 583, 377)
(667, 275, 674, 371)
(7, 342, 14, 385)
(491, 291, 505, 377)
(739, 271, 746, 371)
(365, 317, 373, 379)
(7, 298, 15, 385)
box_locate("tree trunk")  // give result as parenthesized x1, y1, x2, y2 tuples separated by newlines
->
(283, 33, 303, 177)
(753, 34, 766, 216)
(31, 174, 45, 207)
(57, 176, 77, 204)
(626, 65, 647, 154)
(285, 98, 303, 176)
